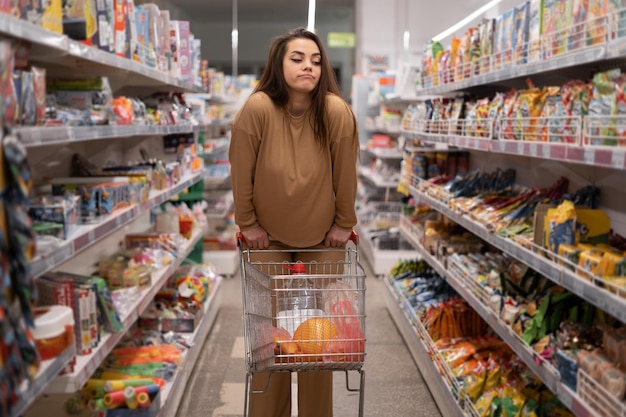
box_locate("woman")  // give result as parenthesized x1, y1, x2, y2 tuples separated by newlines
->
(229, 27, 359, 417)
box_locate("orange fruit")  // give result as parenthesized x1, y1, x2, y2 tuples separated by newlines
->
(293, 318, 337, 361)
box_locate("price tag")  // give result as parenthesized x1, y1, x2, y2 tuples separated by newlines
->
(570, 276, 585, 296)
(611, 150, 626, 169)
(543, 144, 551, 159)
(584, 148, 596, 164)
(529, 143, 538, 157)
(87, 230, 96, 244)
(517, 142, 525, 155)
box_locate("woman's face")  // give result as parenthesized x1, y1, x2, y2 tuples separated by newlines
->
(282, 38, 322, 94)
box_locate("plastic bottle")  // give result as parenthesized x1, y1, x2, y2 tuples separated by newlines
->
(277, 262, 323, 335)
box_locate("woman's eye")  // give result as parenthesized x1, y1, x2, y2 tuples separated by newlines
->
(313, 61, 321, 66)
(291, 58, 302, 63)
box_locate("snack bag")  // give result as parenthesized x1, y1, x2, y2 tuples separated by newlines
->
(588, 69, 620, 145)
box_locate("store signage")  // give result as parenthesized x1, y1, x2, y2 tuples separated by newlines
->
(328, 32, 355, 48)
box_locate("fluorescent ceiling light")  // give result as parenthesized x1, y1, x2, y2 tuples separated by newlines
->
(308, 0, 316, 31)
(432, 0, 504, 41)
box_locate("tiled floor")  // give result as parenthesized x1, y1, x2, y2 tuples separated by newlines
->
(175, 261, 442, 417)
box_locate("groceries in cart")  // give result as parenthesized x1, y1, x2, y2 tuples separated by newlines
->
(272, 269, 365, 364)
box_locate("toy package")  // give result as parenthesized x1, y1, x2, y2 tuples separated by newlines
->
(478, 19, 494, 73)
(142, 3, 161, 68)
(176, 20, 191, 81)
(515, 1, 531, 64)
(62, 0, 98, 46)
(501, 8, 516, 66)
(40, 0, 62, 33)
(124, 0, 136, 60)
(492, 14, 504, 69)
(169, 19, 181, 78)
(587, 0, 609, 45)
(527, 0, 543, 61)
(555, 0, 573, 54)
(158, 9, 172, 72)
(571, 0, 589, 50)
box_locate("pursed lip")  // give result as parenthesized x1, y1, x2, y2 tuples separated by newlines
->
(299, 74, 315, 79)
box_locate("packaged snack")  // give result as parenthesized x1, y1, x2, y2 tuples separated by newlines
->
(587, 0, 609, 46)
(493, 14, 504, 70)
(479, 19, 494, 74)
(554, 0, 573, 55)
(542, 0, 557, 58)
(587, 69, 620, 145)
(501, 8, 516, 65)
(527, 0, 543, 62)
(515, 1, 530, 64)
(469, 26, 481, 76)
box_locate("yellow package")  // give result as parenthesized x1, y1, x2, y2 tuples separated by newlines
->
(578, 249, 605, 280)
(602, 276, 626, 298)
(42, 0, 62, 33)
(545, 200, 576, 255)
(599, 251, 626, 277)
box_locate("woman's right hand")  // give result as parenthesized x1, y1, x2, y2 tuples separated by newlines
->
(241, 226, 270, 249)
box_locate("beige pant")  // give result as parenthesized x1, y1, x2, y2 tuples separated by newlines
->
(248, 240, 345, 417)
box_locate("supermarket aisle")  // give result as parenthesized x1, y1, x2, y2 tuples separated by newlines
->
(176, 261, 442, 417)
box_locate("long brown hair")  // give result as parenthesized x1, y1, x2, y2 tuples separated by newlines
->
(254, 27, 342, 147)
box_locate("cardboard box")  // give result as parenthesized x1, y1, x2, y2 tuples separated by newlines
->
(533, 203, 611, 255)
(138, 306, 204, 333)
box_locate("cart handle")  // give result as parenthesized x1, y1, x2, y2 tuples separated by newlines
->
(236, 230, 359, 247)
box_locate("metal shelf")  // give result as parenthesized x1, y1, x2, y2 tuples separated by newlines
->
(406, 181, 626, 325)
(11, 344, 76, 417)
(418, 43, 607, 96)
(360, 146, 404, 159)
(355, 223, 416, 277)
(383, 277, 465, 417)
(398, 217, 597, 417)
(404, 129, 626, 171)
(16, 124, 201, 147)
(0, 15, 203, 94)
(30, 171, 205, 279)
(44, 227, 207, 393)
(358, 167, 400, 188)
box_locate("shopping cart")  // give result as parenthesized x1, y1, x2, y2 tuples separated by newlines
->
(238, 231, 367, 417)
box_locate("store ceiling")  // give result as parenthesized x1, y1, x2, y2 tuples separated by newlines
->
(176, 0, 354, 22)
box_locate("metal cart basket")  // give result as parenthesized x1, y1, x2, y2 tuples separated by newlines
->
(238, 232, 367, 416)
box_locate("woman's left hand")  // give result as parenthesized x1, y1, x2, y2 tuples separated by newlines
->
(324, 225, 352, 248)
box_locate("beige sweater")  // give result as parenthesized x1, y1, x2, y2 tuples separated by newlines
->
(229, 92, 359, 248)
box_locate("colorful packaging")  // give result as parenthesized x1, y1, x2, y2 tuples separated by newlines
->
(63, 0, 98, 46)
(142, 3, 161, 68)
(93, 0, 113, 52)
(493, 14, 504, 70)
(134, 6, 151, 66)
(479, 19, 494, 73)
(169, 19, 181, 78)
(125, 0, 138, 61)
(29, 0, 62, 32)
(501, 8, 516, 66)
(528, 0, 543, 61)
(587, 0, 609, 45)
(178, 20, 191, 81)
(158, 9, 172, 72)
(515, 1, 530, 64)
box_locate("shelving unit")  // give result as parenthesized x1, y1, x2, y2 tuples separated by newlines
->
(44, 227, 208, 393)
(30, 172, 206, 279)
(382, 9, 626, 417)
(0, 10, 226, 417)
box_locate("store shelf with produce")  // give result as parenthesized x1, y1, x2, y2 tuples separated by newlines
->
(156, 276, 222, 416)
(405, 177, 626, 325)
(30, 171, 206, 279)
(383, 276, 466, 417)
(43, 226, 207, 394)
(11, 344, 76, 417)
(16, 124, 204, 147)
